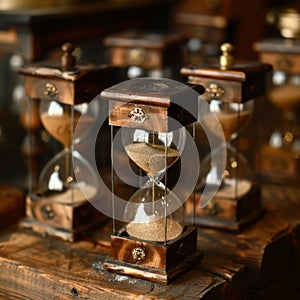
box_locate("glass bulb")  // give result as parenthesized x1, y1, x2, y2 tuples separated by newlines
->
(199, 144, 254, 200)
(37, 149, 98, 203)
(40, 99, 98, 146)
(35, 99, 99, 203)
(121, 126, 186, 242)
(121, 127, 186, 178)
(124, 178, 184, 242)
(267, 72, 300, 156)
(199, 99, 254, 200)
(203, 100, 254, 141)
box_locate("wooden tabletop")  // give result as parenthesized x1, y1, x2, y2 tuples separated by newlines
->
(0, 183, 299, 299)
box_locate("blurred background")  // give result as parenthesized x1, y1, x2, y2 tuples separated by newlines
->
(0, 0, 298, 189)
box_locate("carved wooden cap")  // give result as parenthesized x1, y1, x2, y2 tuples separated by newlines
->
(18, 42, 117, 105)
(180, 42, 272, 103)
(61, 42, 76, 68)
(101, 77, 204, 130)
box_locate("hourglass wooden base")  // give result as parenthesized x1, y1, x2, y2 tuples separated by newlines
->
(185, 186, 263, 231)
(103, 226, 202, 284)
(260, 144, 300, 185)
(20, 195, 107, 242)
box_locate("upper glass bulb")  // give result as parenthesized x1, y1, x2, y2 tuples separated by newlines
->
(39, 99, 98, 147)
(203, 100, 254, 141)
(121, 127, 186, 178)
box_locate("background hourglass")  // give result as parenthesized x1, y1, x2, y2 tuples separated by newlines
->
(200, 99, 254, 202)
(102, 77, 204, 284)
(19, 42, 115, 241)
(38, 99, 98, 204)
(181, 43, 271, 231)
(254, 7, 300, 184)
(103, 30, 185, 80)
(173, 12, 228, 65)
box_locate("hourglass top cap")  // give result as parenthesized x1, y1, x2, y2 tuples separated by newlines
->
(101, 77, 204, 132)
(19, 42, 115, 81)
(181, 43, 272, 103)
(181, 43, 272, 81)
(103, 29, 185, 69)
(18, 42, 117, 105)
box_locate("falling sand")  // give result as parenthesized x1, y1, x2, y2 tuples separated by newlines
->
(124, 142, 180, 176)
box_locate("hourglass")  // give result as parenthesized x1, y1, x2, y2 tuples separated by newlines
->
(101, 77, 204, 284)
(254, 8, 300, 183)
(19, 43, 115, 241)
(103, 29, 185, 79)
(181, 43, 272, 231)
(174, 12, 228, 64)
(122, 127, 186, 243)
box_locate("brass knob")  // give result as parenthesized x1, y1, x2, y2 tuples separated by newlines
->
(132, 247, 146, 262)
(220, 43, 234, 70)
(61, 42, 76, 68)
(206, 83, 225, 99)
(128, 107, 148, 123)
(278, 8, 300, 39)
(44, 83, 58, 98)
(126, 48, 145, 66)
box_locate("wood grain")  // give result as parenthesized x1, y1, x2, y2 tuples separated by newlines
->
(0, 228, 230, 299)
(0, 184, 299, 299)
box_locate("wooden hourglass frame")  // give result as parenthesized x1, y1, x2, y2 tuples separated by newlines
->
(18, 43, 115, 241)
(181, 43, 272, 231)
(101, 77, 204, 284)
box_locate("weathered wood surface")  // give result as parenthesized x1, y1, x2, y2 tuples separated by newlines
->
(0, 183, 299, 299)
(198, 183, 300, 297)
(198, 209, 292, 288)
(0, 226, 246, 300)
